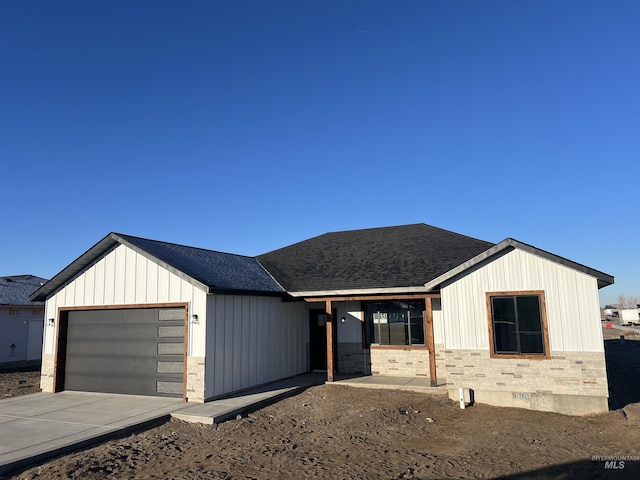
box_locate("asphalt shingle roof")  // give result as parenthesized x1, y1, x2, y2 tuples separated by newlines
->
(30, 224, 613, 302)
(117, 234, 284, 294)
(257, 223, 494, 292)
(0, 275, 48, 306)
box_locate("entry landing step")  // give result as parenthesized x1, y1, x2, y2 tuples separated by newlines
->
(331, 375, 448, 394)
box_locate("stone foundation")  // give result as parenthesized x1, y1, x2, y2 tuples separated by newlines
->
(186, 356, 206, 402)
(444, 349, 609, 415)
(370, 347, 430, 377)
(40, 353, 55, 393)
(433, 344, 446, 380)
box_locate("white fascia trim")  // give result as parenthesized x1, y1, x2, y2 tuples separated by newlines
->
(424, 237, 615, 291)
(288, 286, 431, 298)
(423, 239, 515, 291)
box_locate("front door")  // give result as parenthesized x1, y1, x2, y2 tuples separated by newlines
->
(309, 308, 337, 371)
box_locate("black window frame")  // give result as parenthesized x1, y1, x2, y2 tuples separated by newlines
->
(363, 300, 426, 347)
(487, 291, 550, 359)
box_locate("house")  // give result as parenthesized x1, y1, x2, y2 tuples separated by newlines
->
(0, 275, 48, 365)
(30, 224, 614, 415)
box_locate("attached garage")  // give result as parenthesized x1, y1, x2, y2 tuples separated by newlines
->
(56, 306, 186, 398)
(32, 232, 303, 403)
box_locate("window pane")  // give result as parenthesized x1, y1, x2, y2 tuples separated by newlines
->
(410, 314, 425, 345)
(516, 296, 543, 353)
(493, 297, 516, 323)
(389, 321, 407, 345)
(364, 300, 425, 346)
(494, 321, 518, 352)
(519, 332, 544, 354)
(364, 303, 378, 345)
(492, 297, 518, 353)
(516, 296, 542, 332)
(385, 304, 406, 345)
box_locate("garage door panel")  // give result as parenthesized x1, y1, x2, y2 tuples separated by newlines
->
(65, 373, 183, 396)
(65, 356, 184, 376)
(66, 340, 162, 357)
(64, 307, 185, 397)
(67, 325, 162, 342)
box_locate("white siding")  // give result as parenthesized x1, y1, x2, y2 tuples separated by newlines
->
(432, 297, 444, 344)
(205, 295, 307, 398)
(42, 243, 208, 358)
(441, 248, 603, 353)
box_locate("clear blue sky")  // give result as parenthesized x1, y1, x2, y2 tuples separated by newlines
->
(1, 0, 638, 306)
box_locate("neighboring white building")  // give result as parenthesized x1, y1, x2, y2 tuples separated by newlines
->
(31, 224, 614, 415)
(0, 275, 47, 365)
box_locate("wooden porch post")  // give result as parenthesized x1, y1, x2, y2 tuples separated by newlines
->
(425, 297, 437, 387)
(325, 300, 335, 382)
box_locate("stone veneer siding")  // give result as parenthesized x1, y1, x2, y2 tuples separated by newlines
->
(370, 347, 430, 377)
(443, 349, 609, 415)
(40, 353, 55, 393)
(186, 356, 205, 402)
(433, 344, 446, 379)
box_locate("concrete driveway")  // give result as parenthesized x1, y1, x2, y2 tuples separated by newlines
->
(0, 391, 185, 476)
(0, 373, 323, 477)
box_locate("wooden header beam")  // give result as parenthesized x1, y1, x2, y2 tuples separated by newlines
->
(305, 293, 441, 303)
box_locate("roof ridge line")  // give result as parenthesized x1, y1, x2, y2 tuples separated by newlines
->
(113, 233, 257, 260)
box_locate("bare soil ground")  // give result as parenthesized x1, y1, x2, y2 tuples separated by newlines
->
(0, 370, 41, 399)
(3, 327, 640, 479)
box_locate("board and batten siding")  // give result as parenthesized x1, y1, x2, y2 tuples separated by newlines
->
(441, 248, 603, 353)
(432, 297, 444, 345)
(335, 301, 364, 343)
(205, 294, 307, 399)
(42, 243, 208, 358)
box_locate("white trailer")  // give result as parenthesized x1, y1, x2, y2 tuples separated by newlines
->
(620, 309, 640, 326)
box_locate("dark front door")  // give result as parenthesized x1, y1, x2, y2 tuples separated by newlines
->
(309, 308, 337, 371)
(310, 309, 327, 370)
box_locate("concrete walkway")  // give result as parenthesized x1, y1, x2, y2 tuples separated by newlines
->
(0, 372, 444, 476)
(171, 373, 325, 424)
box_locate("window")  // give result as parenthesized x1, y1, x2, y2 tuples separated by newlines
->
(364, 300, 425, 346)
(488, 291, 549, 357)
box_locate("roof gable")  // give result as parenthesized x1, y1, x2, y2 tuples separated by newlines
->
(30, 233, 284, 301)
(423, 238, 615, 290)
(116, 234, 284, 295)
(257, 224, 494, 294)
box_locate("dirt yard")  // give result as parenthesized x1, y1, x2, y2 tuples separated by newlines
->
(0, 370, 41, 399)
(3, 327, 640, 479)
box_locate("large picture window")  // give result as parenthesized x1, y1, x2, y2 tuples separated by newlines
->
(488, 291, 549, 358)
(364, 300, 425, 346)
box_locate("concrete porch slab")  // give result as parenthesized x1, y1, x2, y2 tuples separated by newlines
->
(331, 374, 448, 394)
